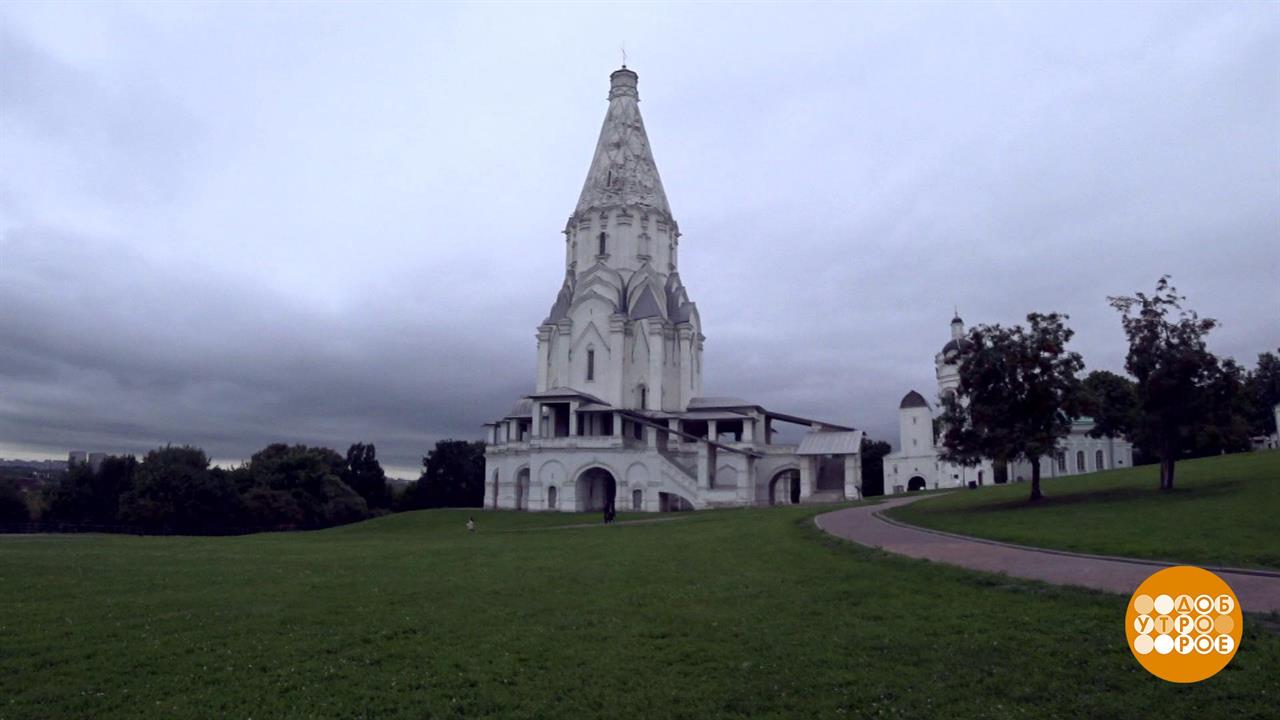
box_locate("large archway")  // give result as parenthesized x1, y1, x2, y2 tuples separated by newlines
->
(768, 468, 801, 506)
(575, 467, 617, 513)
(515, 468, 530, 511)
(907, 476, 927, 492)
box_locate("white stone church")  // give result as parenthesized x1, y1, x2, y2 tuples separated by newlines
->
(483, 67, 864, 512)
(884, 315, 1135, 494)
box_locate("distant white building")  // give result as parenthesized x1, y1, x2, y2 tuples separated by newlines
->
(68, 451, 87, 469)
(483, 68, 864, 512)
(884, 316, 1134, 494)
(1250, 403, 1280, 450)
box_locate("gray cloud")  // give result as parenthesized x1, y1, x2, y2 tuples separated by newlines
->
(2, 3, 1277, 476)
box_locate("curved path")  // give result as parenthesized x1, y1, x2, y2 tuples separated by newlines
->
(815, 496, 1280, 614)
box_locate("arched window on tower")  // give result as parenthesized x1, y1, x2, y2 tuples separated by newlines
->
(598, 232, 607, 256)
(586, 348, 595, 382)
(638, 384, 647, 409)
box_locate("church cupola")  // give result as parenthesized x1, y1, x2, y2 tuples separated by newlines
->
(950, 314, 965, 340)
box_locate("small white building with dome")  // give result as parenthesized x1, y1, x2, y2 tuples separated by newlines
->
(884, 316, 1135, 494)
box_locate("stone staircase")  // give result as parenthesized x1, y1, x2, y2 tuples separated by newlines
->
(653, 446, 703, 507)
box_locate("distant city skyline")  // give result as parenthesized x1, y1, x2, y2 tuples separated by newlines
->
(2, 2, 1277, 478)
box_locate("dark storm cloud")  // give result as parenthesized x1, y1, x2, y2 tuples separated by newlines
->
(1, 3, 1277, 474)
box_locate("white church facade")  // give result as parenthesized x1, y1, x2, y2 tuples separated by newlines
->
(884, 316, 1135, 494)
(483, 68, 864, 512)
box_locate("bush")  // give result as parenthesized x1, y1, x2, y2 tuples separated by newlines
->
(0, 481, 30, 523)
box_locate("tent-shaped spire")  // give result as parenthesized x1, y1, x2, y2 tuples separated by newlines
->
(574, 67, 672, 217)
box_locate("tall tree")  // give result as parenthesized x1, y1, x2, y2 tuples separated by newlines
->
(1188, 358, 1252, 456)
(408, 440, 487, 509)
(344, 442, 391, 510)
(244, 444, 368, 528)
(0, 481, 29, 524)
(1080, 370, 1139, 441)
(1108, 276, 1221, 490)
(939, 313, 1084, 501)
(1245, 350, 1280, 437)
(119, 446, 242, 532)
(42, 455, 138, 526)
(859, 438, 891, 497)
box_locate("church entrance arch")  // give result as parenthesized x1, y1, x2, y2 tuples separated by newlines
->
(575, 467, 617, 513)
(515, 468, 530, 511)
(768, 468, 801, 506)
(907, 476, 927, 492)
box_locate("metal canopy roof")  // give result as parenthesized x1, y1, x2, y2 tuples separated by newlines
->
(796, 430, 864, 456)
(526, 387, 608, 404)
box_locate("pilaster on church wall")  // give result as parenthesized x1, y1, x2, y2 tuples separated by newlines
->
(535, 325, 555, 392)
(606, 314, 627, 407)
(647, 320, 665, 409)
(555, 320, 572, 389)
(676, 325, 694, 409)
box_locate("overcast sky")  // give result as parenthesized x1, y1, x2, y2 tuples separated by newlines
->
(2, 2, 1277, 477)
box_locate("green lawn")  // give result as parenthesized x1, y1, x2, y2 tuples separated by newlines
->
(2, 502, 1277, 719)
(887, 451, 1280, 570)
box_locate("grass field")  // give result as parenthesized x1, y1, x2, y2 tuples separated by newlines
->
(887, 451, 1280, 570)
(2, 501, 1278, 719)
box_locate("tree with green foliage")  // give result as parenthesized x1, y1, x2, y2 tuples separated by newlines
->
(859, 438, 891, 496)
(939, 313, 1084, 501)
(1245, 350, 1280, 437)
(1187, 357, 1252, 457)
(43, 455, 139, 526)
(344, 442, 391, 510)
(243, 444, 368, 529)
(0, 480, 30, 523)
(119, 446, 242, 532)
(1080, 370, 1139, 441)
(1109, 276, 1222, 491)
(403, 440, 486, 509)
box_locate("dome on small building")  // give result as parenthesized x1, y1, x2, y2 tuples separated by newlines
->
(900, 390, 929, 409)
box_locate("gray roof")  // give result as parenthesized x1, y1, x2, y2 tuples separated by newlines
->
(688, 396, 755, 409)
(796, 430, 864, 456)
(900, 390, 929, 409)
(576, 402, 615, 413)
(677, 409, 751, 421)
(526, 387, 609, 404)
(574, 68, 672, 218)
(506, 398, 534, 418)
(629, 285, 664, 319)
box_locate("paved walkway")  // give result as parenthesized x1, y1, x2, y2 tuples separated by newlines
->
(499, 515, 692, 532)
(815, 496, 1280, 614)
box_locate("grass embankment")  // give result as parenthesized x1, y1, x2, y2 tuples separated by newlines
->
(2, 501, 1278, 719)
(887, 451, 1280, 570)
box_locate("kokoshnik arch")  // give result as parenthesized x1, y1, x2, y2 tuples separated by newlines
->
(483, 67, 864, 512)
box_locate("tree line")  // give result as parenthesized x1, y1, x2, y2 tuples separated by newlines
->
(0, 439, 487, 533)
(940, 277, 1279, 500)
